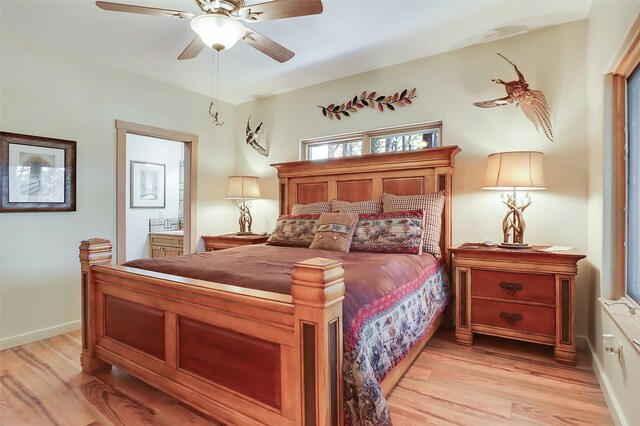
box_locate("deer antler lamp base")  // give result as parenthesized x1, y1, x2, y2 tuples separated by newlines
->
(236, 199, 254, 235)
(483, 151, 546, 249)
(225, 176, 261, 236)
(499, 190, 531, 249)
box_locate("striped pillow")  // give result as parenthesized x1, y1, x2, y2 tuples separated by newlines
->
(382, 191, 445, 257)
(330, 198, 383, 214)
(291, 201, 331, 215)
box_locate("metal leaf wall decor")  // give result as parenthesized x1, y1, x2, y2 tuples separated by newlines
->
(318, 88, 417, 120)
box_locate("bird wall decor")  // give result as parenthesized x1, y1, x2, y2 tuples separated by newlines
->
(245, 115, 268, 157)
(474, 53, 554, 142)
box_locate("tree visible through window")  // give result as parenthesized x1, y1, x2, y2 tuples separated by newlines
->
(371, 131, 439, 154)
(301, 122, 441, 161)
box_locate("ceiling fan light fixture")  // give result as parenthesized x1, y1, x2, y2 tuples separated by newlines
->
(190, 14, 246, 51)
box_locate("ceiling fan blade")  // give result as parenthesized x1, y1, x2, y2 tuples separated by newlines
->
(239, 0, 323, 22)
(243, 29, 294, 63)
(178, 36, 206, 60)
(95, 1, 194, 19)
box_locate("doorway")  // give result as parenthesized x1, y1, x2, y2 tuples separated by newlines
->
(115, 120, 198, 263)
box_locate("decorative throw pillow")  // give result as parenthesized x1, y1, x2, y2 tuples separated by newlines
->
(382, 191, 445, 257)
(291, 201, 331, 215)
(351, 210, 425, 255)
(309, 212, 359, 253)
(266, 214, 320, 247)
(330, 197, 383, 214)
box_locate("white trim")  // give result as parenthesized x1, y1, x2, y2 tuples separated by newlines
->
(0, 320, 81, 350)
(587, 337, 627, 426)
(600, 297, 640, 355)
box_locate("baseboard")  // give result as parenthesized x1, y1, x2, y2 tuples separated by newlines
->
(586, 337, 626, 426)
(0, 320, 81, 350)
(576, 334, 588, 350)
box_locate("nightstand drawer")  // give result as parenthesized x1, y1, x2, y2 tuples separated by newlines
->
(471, 270, 555, 304)
(471, 300, 555, 336)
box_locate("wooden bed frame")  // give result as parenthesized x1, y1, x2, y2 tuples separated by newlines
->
(79, 146, 460, 426)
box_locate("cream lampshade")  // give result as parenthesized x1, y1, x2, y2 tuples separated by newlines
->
(483, 151, 546, 248)
(226, 176, 261, 235)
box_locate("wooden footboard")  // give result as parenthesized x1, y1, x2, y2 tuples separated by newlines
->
(80, 238, 344, 426)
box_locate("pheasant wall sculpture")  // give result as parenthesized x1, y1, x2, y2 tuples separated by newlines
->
(474, 53, 554, 142)
(245, 115, 268, 157)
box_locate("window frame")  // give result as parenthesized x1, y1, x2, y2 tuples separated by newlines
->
(300, 121, 442, 161)
(612, 26, 640, 306)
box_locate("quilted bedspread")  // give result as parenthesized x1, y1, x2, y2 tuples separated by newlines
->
(343, 260, 447, 425)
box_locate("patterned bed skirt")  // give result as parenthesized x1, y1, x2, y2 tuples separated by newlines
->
(343, 261, 448, 425)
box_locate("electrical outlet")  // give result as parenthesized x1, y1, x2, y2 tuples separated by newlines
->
(164, 220, 171, 229)
(603, 334, 623, 362)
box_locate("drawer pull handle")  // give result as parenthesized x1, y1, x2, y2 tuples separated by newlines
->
(499, 282, 523, 295)
(499, 312, 523, 325)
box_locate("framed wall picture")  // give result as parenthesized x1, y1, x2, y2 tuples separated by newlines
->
(130, 161, 165, 208)
(0, 132, 77, 212)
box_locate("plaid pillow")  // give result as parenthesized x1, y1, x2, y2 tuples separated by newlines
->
(330, 198, 383, 214)
(291, 201, 331, 215)
(351, 210, 425, 255)
(266, 214, 320, 247)
(382, 191, 445, 257)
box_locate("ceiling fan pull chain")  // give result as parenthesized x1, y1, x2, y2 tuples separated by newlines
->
(209, 50, 224, 127)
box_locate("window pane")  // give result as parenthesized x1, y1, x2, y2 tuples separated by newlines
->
(309, 141, 362, 160)
(627, 65, 640, 304)
(371, 130, 440, 154)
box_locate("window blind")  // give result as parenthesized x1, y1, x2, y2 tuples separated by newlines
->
(627, 65, 640, 304)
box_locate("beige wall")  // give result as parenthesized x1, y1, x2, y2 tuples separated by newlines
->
(0, 32, 239, 349)
(586, 1, 640, 425)
(2, 2, 639, 422)
(235, 21, 591, 331)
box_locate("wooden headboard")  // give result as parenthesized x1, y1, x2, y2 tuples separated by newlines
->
(271, 146, 461, 264)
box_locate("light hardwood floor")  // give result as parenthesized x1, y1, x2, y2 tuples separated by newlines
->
(0, 330, 611, 425)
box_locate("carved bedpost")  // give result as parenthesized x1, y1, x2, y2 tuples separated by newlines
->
(291, 258, 345, 426)
(79, 238, 113, 374)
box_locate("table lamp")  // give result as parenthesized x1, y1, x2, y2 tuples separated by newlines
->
(482, 151, 546, 248)
(226, 176, 261, 235)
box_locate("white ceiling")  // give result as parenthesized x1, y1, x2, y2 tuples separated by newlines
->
(1, 0, 592, 105)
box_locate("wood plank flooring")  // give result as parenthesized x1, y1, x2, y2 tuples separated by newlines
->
(386, 332, 612, 425)
(0, 330, 611, 425)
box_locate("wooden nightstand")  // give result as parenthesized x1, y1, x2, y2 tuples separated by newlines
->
(202, 233, 270, 251)
(451, 243, 585, 364)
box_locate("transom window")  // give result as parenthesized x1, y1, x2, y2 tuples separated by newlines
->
(301, 121, 441, 161)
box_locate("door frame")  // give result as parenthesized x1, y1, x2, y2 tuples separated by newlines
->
(115, 120, 198, 263)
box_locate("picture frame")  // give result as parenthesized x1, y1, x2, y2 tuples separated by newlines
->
(130, 161, 166, 208)
(0, 132, 76, 212)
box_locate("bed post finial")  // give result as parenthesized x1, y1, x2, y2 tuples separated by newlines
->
(79, 238, 113, 374)
(291, 257, 345, 426)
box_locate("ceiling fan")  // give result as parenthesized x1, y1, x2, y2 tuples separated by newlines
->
(95, 0, 324, 62)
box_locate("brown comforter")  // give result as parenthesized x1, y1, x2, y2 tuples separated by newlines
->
(124, 244, 437, 331)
